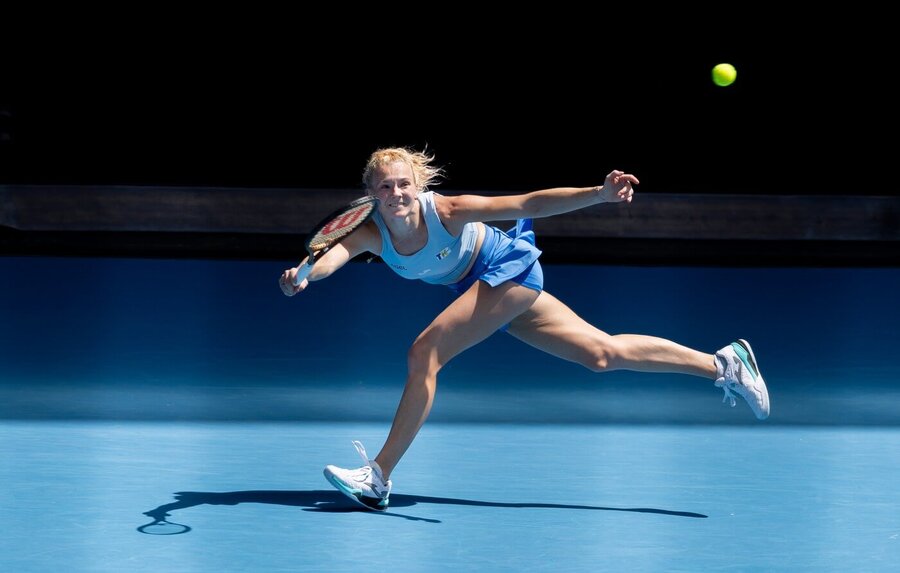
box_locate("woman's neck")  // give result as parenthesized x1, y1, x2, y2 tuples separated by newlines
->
(384, 202, 427, 255)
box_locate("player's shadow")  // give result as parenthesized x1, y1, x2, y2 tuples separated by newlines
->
(139, 489, 706, 533)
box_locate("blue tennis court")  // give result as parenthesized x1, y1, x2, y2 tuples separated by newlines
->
(2, 257, 899, 571)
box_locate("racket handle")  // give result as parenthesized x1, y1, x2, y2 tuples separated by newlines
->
(292, 261, 314, 286)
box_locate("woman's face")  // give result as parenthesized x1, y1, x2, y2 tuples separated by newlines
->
(369, 160, 418, 218)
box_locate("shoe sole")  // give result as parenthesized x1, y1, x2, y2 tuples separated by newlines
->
(736, 339, 770, 420)
(323, 469, 389, 512)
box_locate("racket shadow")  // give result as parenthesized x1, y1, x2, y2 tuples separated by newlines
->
(139, 489, 706, 533)
(139, 490, 438, 530)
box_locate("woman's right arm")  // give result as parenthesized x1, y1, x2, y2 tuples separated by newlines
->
(279, 221, 380, 296)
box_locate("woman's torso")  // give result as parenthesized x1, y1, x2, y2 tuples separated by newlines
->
(372, 191, 483, 285)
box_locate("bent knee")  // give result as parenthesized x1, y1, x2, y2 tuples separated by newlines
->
(407, 333, 441, 377)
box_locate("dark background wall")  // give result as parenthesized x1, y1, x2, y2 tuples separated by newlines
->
(2, 256, 898, 425)
(1, 21, 892, 197)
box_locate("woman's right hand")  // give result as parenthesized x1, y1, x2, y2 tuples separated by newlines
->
(279, 268, 307, 296)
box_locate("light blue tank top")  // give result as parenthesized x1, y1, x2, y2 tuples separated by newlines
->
(373, 191, 478, 285)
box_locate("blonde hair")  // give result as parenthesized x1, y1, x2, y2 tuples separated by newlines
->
(362, 147, 444, 191)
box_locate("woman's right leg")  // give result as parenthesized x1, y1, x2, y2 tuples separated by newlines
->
(324, 279, 538, 510)
(374, 280, 540, 479)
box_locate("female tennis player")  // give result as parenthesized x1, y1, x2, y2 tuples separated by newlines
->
(278, 147, 769, 511)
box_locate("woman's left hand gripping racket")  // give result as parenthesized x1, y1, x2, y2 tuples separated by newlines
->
(292, 196, 379, 286)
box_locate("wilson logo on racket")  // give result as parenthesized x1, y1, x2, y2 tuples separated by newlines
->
(320, 207, 369, 235)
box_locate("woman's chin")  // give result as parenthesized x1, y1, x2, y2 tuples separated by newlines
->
(382, 205, 411, 218)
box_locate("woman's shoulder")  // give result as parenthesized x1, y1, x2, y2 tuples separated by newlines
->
(431, 192, 481, 237)
(429, 191, 451, 218)
(348, 219, 383, 255)
(431, 191, 480, 218)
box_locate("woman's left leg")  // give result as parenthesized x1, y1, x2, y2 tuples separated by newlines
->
(506, 291, 716, 378)
(506, 290, 769, 419)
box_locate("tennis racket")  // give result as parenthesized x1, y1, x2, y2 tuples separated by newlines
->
(292, 196, 379, 286)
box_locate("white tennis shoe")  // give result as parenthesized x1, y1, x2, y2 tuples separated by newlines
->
(324, 441, 392, 511)
(715, 339, 770, 420)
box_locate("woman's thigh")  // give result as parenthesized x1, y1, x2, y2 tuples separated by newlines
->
(506, 290, 610, 365)
(418, 280, 540, 368)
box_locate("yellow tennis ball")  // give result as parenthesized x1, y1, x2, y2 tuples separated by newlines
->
(712, 63, 737, 87)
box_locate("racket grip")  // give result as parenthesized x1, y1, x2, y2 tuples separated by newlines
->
(292, 261, 314, 286)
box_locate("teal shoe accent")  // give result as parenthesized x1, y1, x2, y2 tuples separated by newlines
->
(326, 473, 361, 496)
(731, 342, 758, 379)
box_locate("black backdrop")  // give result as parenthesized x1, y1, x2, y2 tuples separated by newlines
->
(1, 30, 891, 197)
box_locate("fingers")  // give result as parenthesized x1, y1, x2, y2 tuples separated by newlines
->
(289, 267, 309, 292)
(279, 269, 306, 296)
(278, 271, 292, 296)
(607, 170, 638, 203)
(610, 172, 640, 185)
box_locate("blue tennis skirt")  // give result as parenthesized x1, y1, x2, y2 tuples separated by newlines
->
(447, 219, 544, 297)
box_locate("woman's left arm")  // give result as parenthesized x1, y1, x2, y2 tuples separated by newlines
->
(439, 170, 639, 226)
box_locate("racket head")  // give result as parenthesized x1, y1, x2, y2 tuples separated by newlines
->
(305, 196, 379, 254)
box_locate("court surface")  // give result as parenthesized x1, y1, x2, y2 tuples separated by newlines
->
(2, 258, 898, 571)
(2, 422, 899, 572)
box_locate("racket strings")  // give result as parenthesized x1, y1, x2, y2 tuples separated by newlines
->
(308, 203, 376, 249)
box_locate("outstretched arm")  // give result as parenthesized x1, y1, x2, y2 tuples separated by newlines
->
(439, 170, 638, 229)
(278, 221, 379, 296)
